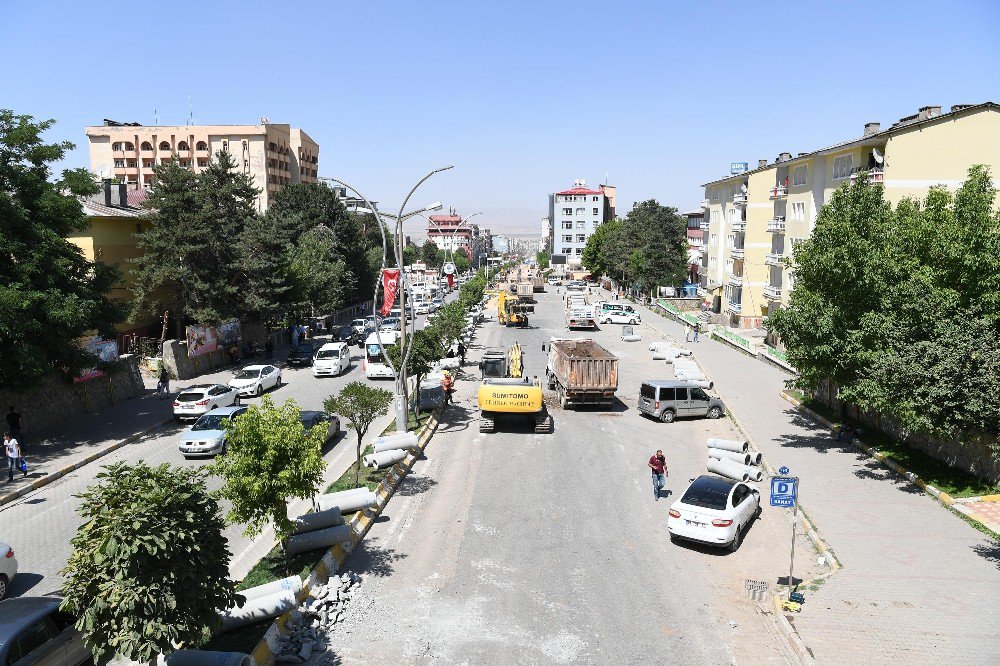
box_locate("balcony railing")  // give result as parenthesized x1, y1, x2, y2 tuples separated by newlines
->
(727, 299, 742, 314)
(730, 247, 745, 259)
(769, 185, 788, 199)
(851, 167, 885, 184)
(727, 273, 743, 287)
(764, 285, 782, 300)
(765, 252, 784, 266)
(700, 199, 710, 209)
(732, 193, 747, 206)
(767, 217, 786, 233)
(731, 219, 746, 232)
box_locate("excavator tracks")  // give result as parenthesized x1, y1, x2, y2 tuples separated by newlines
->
(533, 409, 554, 434)
(479, 413, 495, 433)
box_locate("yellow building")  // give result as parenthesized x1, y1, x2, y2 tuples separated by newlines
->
(85, 120, 320, 212)
(701, 102, 1000, 329)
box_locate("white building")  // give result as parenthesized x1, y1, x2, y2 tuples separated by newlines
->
(547, 179, 616, 266)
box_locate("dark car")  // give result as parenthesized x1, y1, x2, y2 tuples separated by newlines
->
(331, 325, 358, 346)
(300, 410, 340, 443)
(0, 597, 90, 666)
(287, 342, 315, 367)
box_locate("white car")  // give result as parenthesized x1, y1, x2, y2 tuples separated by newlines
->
(414, 301, 431, 315)
(173, 384, 240, 421)
(178, 406, 247, 458)
(667, 475, 760, 551)
(599, 311, 641, 325)
(313, 342, 353, 376)
(228, 364, 282, 396)
(0, 542, 16, 599)
(432, 298, 444, 310)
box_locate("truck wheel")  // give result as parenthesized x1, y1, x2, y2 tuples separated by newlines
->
(560, 390, 569, 410)
(708, 406, 723, 419)
(660, 409, 676, 424)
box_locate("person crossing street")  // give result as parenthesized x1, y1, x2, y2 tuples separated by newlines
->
(649, 449, 668, 501)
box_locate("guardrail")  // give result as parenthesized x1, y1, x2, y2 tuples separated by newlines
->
(711, 326, 758, 355)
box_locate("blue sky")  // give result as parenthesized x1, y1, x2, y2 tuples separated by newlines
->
(4, 0, 998, 234)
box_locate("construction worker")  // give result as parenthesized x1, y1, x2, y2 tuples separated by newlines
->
(442, 371, 454, 404)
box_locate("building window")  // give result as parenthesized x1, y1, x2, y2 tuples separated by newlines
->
(112, 142, 122, 151)
(242, 140, 249, 154)
(127, 160, 137, 168)
(575, 208, 586, 216)
(576, 234, 586, 243)
(793, 165, 807, 186)
(574, 248, 583, 255)
(833, 154, 853, 180)
(158, 141, 170, 151)
(576, 221, 585, 229)
(140, 141, 153, 151)
(124, 142, 134, 151)
(562, 247, 571, 254)
(562, 221, 572, 229)
(196, 141, 208, 150)
(562, 235, 572, 242)
(710, 233, 718, 245)
(592, 207, 599, 215)
(198, 159, 208, 167)
(114, 159, 125, 168)
(222, 140, 229, 153)
(593, 196, 599, 201)
(177, 141, 189, 151)
(562, 208, 572, 215)
(790, 201, 806, 221)
(593, 220, 601, 227)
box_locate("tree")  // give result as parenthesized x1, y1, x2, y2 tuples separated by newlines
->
(427, 301, 467, 356)
(385, 329, 443, 419)
(454, 250, 471, 273)
(325, 383, 394, 487)
(421, 239, 442, 267)
(535, 250, 549, 269)
(211, 396, 326, 571)
(623, 200, 688, 292)
(288, 226, 348, 315)
(0, 110, 126, 388)
(459, 274, 487, 307)
(60, 462, 240, 663)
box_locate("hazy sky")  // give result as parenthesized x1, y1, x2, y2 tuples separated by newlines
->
(4, 0, 998, 234)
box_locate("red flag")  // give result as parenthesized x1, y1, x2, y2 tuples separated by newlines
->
(381, 268, 400, 316)
(447, 273, 455, 288)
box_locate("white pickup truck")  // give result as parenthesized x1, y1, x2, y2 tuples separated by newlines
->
(566, 306, 596, 329)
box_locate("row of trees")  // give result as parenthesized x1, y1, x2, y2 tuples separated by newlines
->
(581, 199, 688, 292)
(769, 165, 1000, 445)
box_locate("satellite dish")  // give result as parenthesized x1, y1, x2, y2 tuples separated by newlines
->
(740, 183, 748, 194)
(872, 148, 884, 165)
(96, 164, 112, 179)
(260, 117, 270, 124)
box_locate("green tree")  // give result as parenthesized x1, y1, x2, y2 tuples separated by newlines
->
(325, 382, 394, 487)
(421, 240, 442, 267)
(402, 243, 419, 266)
(428, 301, 467, 356)
(624, 200, 688, 292)
(385, 329, 443, 419)
(454, 250, 471, 273)
(211, 396, 326, 572)
(60, 462, 240, 663)
(535, 250, 549, 269)
(288, 226, 348, 315)
(0, 110, 125, 388)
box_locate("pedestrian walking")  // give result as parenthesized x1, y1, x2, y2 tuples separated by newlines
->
(157, 366, 170, 399)
(458, 341, 467, 366)
(685, 323, 692, 343)
(265, 337, 274, 358)
(648, 449, 668, 501)
(6, 407, 22, 444)
(442, 371, 454, 404)
(693, 322, 700, 342)
(5, 433, 25, 482)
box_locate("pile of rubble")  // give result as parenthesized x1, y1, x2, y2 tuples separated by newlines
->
(274, 572, 362, 663)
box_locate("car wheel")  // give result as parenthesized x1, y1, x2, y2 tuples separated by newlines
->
(660, 409, 676, 424)
(255, 384, 263, 396)
(668, 533, 679, 544)
(755, 504, 762, 520)
(729, 526, 743, 552)
(707, 406, 723, 419)
(0, 574, 8, 600)
(629, 319, 637, 325)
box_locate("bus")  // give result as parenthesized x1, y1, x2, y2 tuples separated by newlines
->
(364, 330, 400, 379)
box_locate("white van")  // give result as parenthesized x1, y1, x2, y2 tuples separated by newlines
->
(313, 342, 352, 377)
(364, 331, 400, 379)
(598, 302, 641, 325)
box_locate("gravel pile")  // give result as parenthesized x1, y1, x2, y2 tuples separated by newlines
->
(274, 572, 362, 663)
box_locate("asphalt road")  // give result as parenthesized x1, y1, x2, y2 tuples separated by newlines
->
(321, 288, 818, 664)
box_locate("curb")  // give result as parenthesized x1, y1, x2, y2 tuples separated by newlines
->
(0, 417, 174, 507)
(250, 409, 443, 666)
(770, 595, 816, 664)
(779, 391, 1000, 539)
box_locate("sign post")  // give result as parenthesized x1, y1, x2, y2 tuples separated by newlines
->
(770, 470, 799, 601)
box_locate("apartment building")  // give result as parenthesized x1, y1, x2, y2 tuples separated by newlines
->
(86, 119, 320, 212)
(427, 211, 473, 256)
(546, 179, 616, 266)
(701, 102, 1000, 329)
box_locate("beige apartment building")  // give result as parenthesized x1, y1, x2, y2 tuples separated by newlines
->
(85, 120, 319, 211)
(700, 102, 1000, 330)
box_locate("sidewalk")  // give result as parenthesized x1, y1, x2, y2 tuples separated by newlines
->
(627, 292, 1000, 664)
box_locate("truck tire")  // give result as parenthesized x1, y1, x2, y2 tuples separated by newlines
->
(560, 389, 570, 410)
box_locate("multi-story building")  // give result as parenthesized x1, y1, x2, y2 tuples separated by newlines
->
(540, 216, 552, 255)
(85, 119, 319, 212)
(427, 211, 473, 256)
(546, 179, 616, 266)
(701, 102, 1000, 329)
(683, 210, 705, 285)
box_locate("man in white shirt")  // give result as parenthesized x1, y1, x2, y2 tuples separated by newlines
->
(5, 432, 23, 482)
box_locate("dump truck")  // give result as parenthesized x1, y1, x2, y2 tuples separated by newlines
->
(531, 274, 545, 292)
(516, 282, 535, 303)
(542, 338, 619, 409)
(477, 343, 552, 434)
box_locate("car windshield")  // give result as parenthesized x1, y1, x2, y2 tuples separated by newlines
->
(317, 349, 338, 359)
(338, 327, 353, 336)
(234, 369, 260, 379)
(192, 414, 229, 431)
(293, 344, 314, 355)
(681, 477, 734, 510)
(176, 391, 205, 402)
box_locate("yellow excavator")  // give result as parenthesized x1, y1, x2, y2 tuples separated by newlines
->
(497, 290, 532, 328)
(477, 343, 552, 434)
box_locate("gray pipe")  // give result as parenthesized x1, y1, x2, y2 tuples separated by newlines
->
(220, 589, 296, 632)
(708, 448, 751, 465)
(239, 575, 302, 603)
(286, 524, 353, 557)
(315, 489, 377, 513)
(373, 432, 420, 453)
(707, 456, 750, 482)
(163, 651, 254, 666)
(363, 448, 408, 469)
(707, 438, 748, 453)
(292, 507, 345, 535)
(675, 371, 708, 381)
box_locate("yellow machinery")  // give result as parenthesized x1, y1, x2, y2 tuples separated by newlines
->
(476, 343, 552, 434)
(497, 290, 532, 328)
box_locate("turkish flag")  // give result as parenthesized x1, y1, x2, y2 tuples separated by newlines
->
(381, 269, 400, 316)
(447, 273, 455, 288)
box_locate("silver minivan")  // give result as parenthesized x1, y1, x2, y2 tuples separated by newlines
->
(638, 380, 725, 423)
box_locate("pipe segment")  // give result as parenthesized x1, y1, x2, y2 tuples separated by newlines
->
(292, 507, 346, 535)
(286, 524, 353, 557)
(708, 448, 752, 465)
(315, 489, 377, 513)
(363, 448, 408, 469)
(707, 438, 749, 453)
(373, 432, 420, 453)
(708, 456, 751, 482)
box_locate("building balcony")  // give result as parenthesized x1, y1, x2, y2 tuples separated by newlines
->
(730, 247, 745, 259)
(769, 185, 788, 199)
(727, 273, 743, 287)
(764, 285, 782, 301)
(851, 167, 885, 184)
(727, 299, 742, 314)
(732, 193, 747, 206)
(765, 252, 784, 266)
(699, 220, 709, 230)
(731, 219, 746, 232)
(767, 217, 786, 233)
(700, 199, 710, 209)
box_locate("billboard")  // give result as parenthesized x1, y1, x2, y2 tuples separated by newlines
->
(217, 320, 241, 347)
(75, 337, 120, 382)
(186, 324, 218, 357)
(730, 162, 749, 174)
(550, 254, 567, 265)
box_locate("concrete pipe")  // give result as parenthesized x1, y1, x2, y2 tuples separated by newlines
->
(286, 524, 353, 557)
(687, 380, 714, 390)
(707, 437, 748, 453)
(436, 357, 460, 370)
(315, 489, 377, 514)
(239, 575, 302, 603)
(163, 652, 254, 666)
(672, 364, 701, 373)
(362, 448, 408, 469)
(651, 350, 670, 360)
(746, 466, 764, 482)
(220, 589, 296, 632)
(675, 371, 708, 381)
(373, 432, 420, 453)
(292, 507, 345, 535)
(707, 456, 750, 482)
(621, 334, 642, 342)
(708, 448, 751, 465)
(749, 451, 763, 466)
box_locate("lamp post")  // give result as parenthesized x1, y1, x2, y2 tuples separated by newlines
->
(320, 168, 453, 433)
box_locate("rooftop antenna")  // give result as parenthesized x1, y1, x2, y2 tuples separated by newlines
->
(188, 93, 194, 126)
(154, 108, 159, 126)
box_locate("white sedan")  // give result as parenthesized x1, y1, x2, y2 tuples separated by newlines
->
(228, 364, 282, 396)
(414, 301, 431, 315)
(173, 384, 240, 421)
(0, 541, 16, 599)
(667, 475, 760, 551)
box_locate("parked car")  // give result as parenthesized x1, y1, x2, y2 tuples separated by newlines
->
(0, 542, 16, 600)
(379, 317, 401, 332)
(300, 410, 340, 443)
(228, 364, 281, 397)
(637, 380, 725, 423)
(350, 318, 367, 337)
(598, 307, 641, 325)
(431, 297, 444, 310)
(313, 342, 353, 377)
(414, 301, 431, 315)
(547, 278, 562, 286)
(177, 406, 247, 458)
(287, 342, 315, 367)
(331, 325, 358, 345)
(0, 597, 90, 666)
(173, 384, 239, 421)
(667, 475, 761, 551)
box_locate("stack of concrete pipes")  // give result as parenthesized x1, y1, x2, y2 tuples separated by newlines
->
(706, 438, 764, 482)
(286, 504, 353, 557)
(362, 432, 420, 470)
(219, 575, 303, 631)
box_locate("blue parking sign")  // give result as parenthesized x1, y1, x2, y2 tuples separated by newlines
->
(770, 476, 798, 508)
